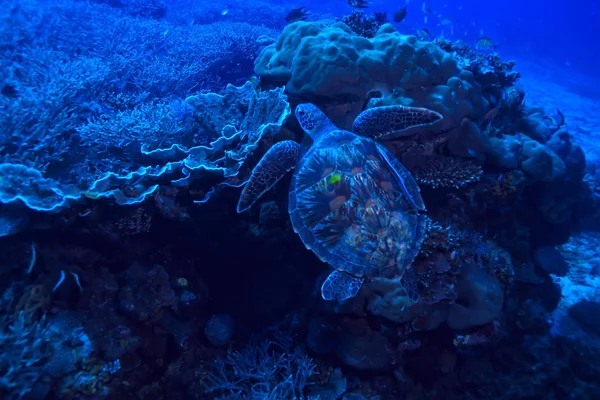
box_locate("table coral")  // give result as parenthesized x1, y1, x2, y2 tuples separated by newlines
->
(0, 81, 291, 235)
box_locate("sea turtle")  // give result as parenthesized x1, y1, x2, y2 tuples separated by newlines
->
(237, 103, 443, 301)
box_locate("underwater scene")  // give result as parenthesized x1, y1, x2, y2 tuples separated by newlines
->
(1, 0, 599, 398)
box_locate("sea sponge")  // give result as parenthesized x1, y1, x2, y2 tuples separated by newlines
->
(520, 136, 566, 182)
(446, 267, 504, 330)
(487, 136, 522, 170)
(204, 314, 235, 346)
(366, 276, 425, 324)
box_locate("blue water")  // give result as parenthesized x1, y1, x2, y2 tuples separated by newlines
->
(311, 0, 600, 80)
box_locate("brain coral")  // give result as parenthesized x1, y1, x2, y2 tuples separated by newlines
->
(255, 22, 486, 130)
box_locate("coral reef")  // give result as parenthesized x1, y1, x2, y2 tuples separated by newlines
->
(341, 10, 387, 38)
(0, 1, 598, 399)
(255, 21, 486, 131)
(435, 38, 521, 87)
(203, 332, 317, 399)
(0, 81, 290, 226)
(0, 0, 278, 172)
(415, 157, 483, 189)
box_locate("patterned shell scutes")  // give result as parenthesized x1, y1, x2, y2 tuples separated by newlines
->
(289, 130, 425, 279)
(352, 105, 443, 140)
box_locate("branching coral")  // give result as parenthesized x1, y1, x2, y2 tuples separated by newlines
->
(0, 310, 98, 400)
(415, 157, 483, 189)
(434, 38, 521, 88)
(418, 217, 462, 258)
(341, 10, 385, 38)
(0, 313, 48, 399)
(204, 332, 317, 399)
(0, 0, 278, 173)
(167, 0, 288, 28)
(91, 0, 168, 19)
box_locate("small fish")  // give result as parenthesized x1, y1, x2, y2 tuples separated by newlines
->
(285, 6, 311, 23)
(394, 6, 407, 22)
(551, 109, 565, 127)
(422, 2, 433, 13)
(441, 18, 452, 25)
(476, 36, 496, 50)
(26, 242, 36, 274)
(497, 173, 504, 182)
(248, 76, 262, 92)
(53, 270, 66, 292)
(416, 28, 431, 40)
(78, 209, 92, 217)
(374, 11, 389, 23)
(1, 84, 18, 98)
(347, 0, 370, 8)
(472, 19, 478, 26)
(70, 272, 83, 292)
(468, 192, 475, 206)
(249, 76, 260, 85)
(221, 9, 229, 15)
(482, 106, 500, 125)
(161, 29, 169, 37)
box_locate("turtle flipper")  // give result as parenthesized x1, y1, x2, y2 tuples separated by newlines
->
(321, 270, 364, 301)
(353, 105, 443, 140)
(375, 143, 426, 212)
(236, 140, 302, 213)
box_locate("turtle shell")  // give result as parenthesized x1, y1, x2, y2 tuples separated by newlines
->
(288, 129, 425, 279)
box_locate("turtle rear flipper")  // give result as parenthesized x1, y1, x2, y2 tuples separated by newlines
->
(353, 105, 443, 140)
(321, 270, 364, 301)
(237, 140, 302, 213)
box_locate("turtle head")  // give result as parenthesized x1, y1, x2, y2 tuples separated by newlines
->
(295, 103, 331, 140)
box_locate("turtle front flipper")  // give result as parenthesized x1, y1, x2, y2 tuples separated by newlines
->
(236, 140, 302, 213)
(353, 105, 443, 140)
(321, 270, 364, 301)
